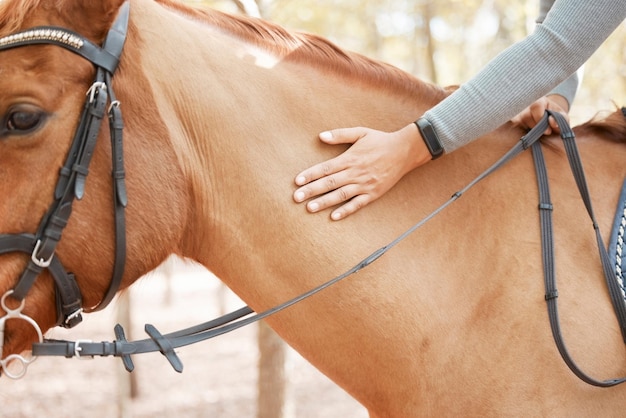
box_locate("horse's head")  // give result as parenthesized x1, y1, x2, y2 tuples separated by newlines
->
(0, 0, 188, 373)
(0, 0, 129, 368)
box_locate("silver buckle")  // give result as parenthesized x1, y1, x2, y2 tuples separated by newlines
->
(74, 339, 94, 359)
(65, 308, 84, 326)
(31, 240, 53, 268)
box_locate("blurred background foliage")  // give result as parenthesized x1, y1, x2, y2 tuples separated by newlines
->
(185, 0, 625, 124)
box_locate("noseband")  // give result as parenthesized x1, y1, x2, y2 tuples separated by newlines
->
(0, 3, 130, 377)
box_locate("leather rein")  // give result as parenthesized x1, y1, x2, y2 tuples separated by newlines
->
(0, 3, 624, 386)
(532, 111, 626, 386)
(31, 112, 626, 387)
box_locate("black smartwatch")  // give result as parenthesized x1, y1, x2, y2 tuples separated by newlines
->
(414, 117, 444, 160)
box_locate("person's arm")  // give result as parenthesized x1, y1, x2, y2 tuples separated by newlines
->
(511, 0, 579, 134)
(428, 0, 624, 153)
(539, 0, 580, 108)
(294, 0, 626, 220)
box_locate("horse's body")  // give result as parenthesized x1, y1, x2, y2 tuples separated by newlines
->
(1, 0, 626, 415)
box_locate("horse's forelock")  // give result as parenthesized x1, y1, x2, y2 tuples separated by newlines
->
(0, 0, 42, 34)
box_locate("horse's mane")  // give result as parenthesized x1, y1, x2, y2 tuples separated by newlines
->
(0, 0, 447, 104)
(575, 107, 626, 144)
(3, 0, 622, 139)
(155, 0, 448, 103)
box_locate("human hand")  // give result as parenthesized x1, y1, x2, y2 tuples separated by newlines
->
(293, 123, 431, 220)
(511, 94, 570, 135)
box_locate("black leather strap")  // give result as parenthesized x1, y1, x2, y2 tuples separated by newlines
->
(0, 234, 83, 328)
(114, 324, 135, 372)
(145, 324, 184, 373)
(549, 110, 626, 341)
(33, 306, 254, 361)
(86, 71, 128, 313)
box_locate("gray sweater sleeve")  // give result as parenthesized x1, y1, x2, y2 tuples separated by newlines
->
(423, 0, 625, 153)
(539, 0, 578, 106)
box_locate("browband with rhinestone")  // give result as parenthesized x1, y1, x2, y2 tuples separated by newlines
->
(0, 28, 84, 49)
(0, 25, 121, 73)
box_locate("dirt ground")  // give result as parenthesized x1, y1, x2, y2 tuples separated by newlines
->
(0, 259, 368, 418)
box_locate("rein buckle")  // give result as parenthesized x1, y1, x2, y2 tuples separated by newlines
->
(74, 339, 94, 359)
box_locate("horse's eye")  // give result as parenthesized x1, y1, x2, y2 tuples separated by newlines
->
(6, 109, 45, 132)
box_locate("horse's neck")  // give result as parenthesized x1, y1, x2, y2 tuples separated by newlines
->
(125, 5, 626, 408)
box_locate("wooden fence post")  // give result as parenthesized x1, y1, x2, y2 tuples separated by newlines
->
(116, 291, 137, 417)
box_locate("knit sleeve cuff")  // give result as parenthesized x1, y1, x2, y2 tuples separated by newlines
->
(547, 70, 580, 109)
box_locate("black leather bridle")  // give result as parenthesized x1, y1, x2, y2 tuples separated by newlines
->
(0, 3, 130, 377)
(0, 0, 624, 388)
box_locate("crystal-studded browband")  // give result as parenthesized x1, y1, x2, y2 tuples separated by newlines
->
(0, 25, 122, 73)
(0, 28, 84, 50)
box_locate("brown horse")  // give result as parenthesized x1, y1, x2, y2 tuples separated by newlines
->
(1, 0, 625, 415)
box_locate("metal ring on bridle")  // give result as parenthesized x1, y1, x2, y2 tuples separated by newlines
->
(0, 291, 44, 379)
